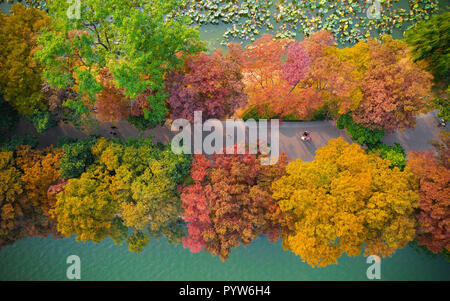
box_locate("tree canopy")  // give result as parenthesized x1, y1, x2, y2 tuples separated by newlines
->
(53, 137, 191, 251)
(35, 0, 203, 126)
(0, 146, 62, 248)
(404, 12, 450, 90)
(407, 132, 450, 254)
(0, 4, 50, 116)
(166, 50, 247, 122)
(272, 138, 419, 267)
(181, 151, 290, 261)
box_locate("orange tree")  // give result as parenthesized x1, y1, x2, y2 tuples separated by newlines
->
(0, 146, 62, 248)
(407, 131, 450, 255)
(325, 36, 433, 132)
(272, 138, 419, 267)
(230, 33, 322, 120)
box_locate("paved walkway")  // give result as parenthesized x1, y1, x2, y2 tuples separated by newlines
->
(12, 111, 448, 162)
(382, 110, 448, 153)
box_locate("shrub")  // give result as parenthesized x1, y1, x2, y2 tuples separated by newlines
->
(59, 136, 97, 178)
(0, 96, 19, 143)
(31, 111, 56, 134)
(56, 136, 79, 148)
(127, 115, 161, 131)
(337, 113, 385, 146)
(1, 134, 38, 152)
(369, 143, 406, 170)
(434, 96, 449, 122)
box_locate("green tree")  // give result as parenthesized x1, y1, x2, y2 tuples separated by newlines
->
(405, 12, 450, 89)
(337, 113, 385, 146)
(59, 136, 97, 178)
(35, 0, 203, 126)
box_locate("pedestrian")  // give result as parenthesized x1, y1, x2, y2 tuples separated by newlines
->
(301, 131, 311, 142)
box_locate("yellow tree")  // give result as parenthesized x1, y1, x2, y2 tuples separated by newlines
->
(272, 138, 419, 267)
(0, 152, 24, 246)
(0, 4, 50, 115)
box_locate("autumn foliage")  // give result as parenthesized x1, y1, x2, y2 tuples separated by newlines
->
(272, 138, 419, 267)
(0, 4, 50, 116)
(95, 68, 131, 122)
(230, 33, 323, 119)
(181, 151, 289, 260)
(166, 50, 247, 122)
(407, 132, 450, 254)
(0, 146, 62, 248)
(53, 137, 191, 251)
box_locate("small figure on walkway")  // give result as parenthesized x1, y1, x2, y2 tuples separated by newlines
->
(438, 118, 447, 128)
(301, 130, 311, 142)
(110, 125, 119, 137)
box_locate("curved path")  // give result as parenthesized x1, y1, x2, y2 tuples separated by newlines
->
(12, 110, 448, 161)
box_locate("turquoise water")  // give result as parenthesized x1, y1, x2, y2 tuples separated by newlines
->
(0, 236, 449, 280)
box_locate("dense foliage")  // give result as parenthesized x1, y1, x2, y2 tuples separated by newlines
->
(272, 138, 419, 267)
(31, 110, 56, 134)
(1, 135, 38, 153)
(0, 4, 49, 116)
(0, 2, 447, 270)
(53, 137, 192, 251)
(181, 151, 289, 260)
(166, 50, 247, 122)
(407, 132, 449, 255)
(35, 0, 203, 127)
(370, 143, 406, 170)
(337, 113, 385, 146)
(0, 96, 19, 144)
(0, 146, 62, 247)
(59, 136, 97, 179)
(327, 36, 433, 132)
(404, 12, 449, 89)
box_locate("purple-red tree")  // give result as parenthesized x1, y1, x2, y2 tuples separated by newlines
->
(180, 150, 290, 261)
(166, 50, 247, 122)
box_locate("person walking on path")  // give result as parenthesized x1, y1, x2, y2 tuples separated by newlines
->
(300, 130, 311, 142)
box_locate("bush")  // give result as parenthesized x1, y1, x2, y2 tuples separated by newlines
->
(31, 111, 56, 134)
(0, 96, 19, 143)
(127, 115, 161, 131)
(434, 96, 449, 122)
(369, 143, 406, 170)
(1, 134, 38, 152)
(56, 136, 79, 148)
(337, 113, 385, 146)
(311, 105, 331, 121)
(59, 136, 97, 178)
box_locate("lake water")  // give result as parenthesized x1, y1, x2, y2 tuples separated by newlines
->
(1, 236, 449, 281)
